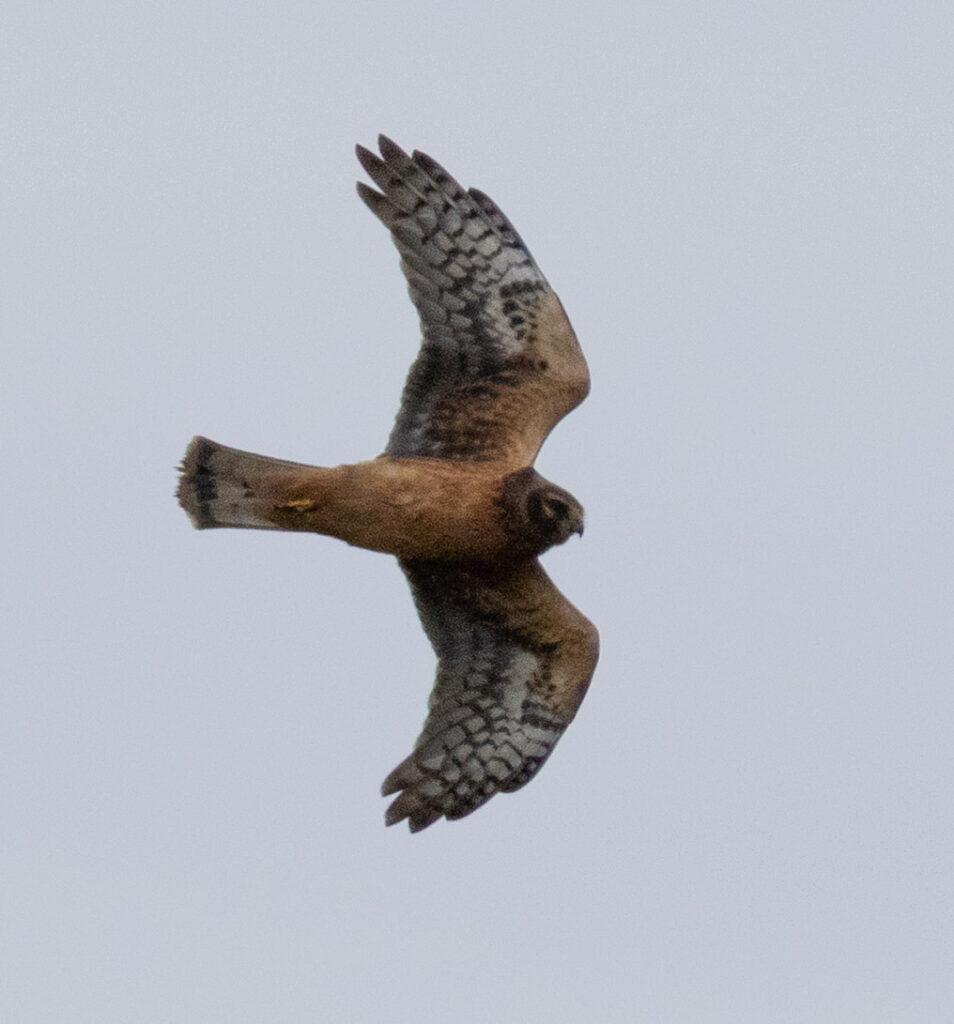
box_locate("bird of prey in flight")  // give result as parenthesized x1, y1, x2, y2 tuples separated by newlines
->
(178, 137, 598, 831)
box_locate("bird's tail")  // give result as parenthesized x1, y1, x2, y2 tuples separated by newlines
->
(177, 436, 317, 530)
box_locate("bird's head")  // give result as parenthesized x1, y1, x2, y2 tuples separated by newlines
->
(500, 468, 585, 555)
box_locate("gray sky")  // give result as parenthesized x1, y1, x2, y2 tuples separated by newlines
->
(3, 3, 953, 1021)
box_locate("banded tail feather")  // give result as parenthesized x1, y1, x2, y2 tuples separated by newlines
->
(177, 436, 314, 530)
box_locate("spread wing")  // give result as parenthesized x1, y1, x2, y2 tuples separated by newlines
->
(357, 136, 590, 466)
(383, 559, 599, 831)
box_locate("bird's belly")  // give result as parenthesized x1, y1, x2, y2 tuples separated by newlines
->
(261, 458, 509, 561)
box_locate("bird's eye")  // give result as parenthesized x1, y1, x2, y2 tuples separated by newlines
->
(545, 498, 569, 519)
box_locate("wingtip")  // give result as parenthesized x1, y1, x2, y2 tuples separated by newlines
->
(356, 135, 407, 166)
(377, 134, 407, 162)
(355, 142, 384, 179)
(388, 801, 442, 833)
(383, 800, 406, 827)
(380, 770, 402, 797)
(382, 760, 446, 832)
(356, 180, 391, 220)
(383, 792, 442, 832)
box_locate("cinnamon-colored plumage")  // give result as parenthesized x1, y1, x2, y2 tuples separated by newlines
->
(178, 137, 598, 831)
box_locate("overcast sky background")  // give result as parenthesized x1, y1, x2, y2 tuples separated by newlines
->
(3, 3, 953, 1021)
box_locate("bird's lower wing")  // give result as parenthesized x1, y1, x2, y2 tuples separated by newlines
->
(384, 559, 598, 832)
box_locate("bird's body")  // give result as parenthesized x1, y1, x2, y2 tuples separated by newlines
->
(180, 441, 581, 562)
(178, 137, 599, 831)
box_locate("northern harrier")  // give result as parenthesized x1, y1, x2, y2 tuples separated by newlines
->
(178, 137, 598, 831)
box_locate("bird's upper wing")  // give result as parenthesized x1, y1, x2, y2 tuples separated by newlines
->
(357, 136, 590, 466)
(383, 558, 598, 831)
